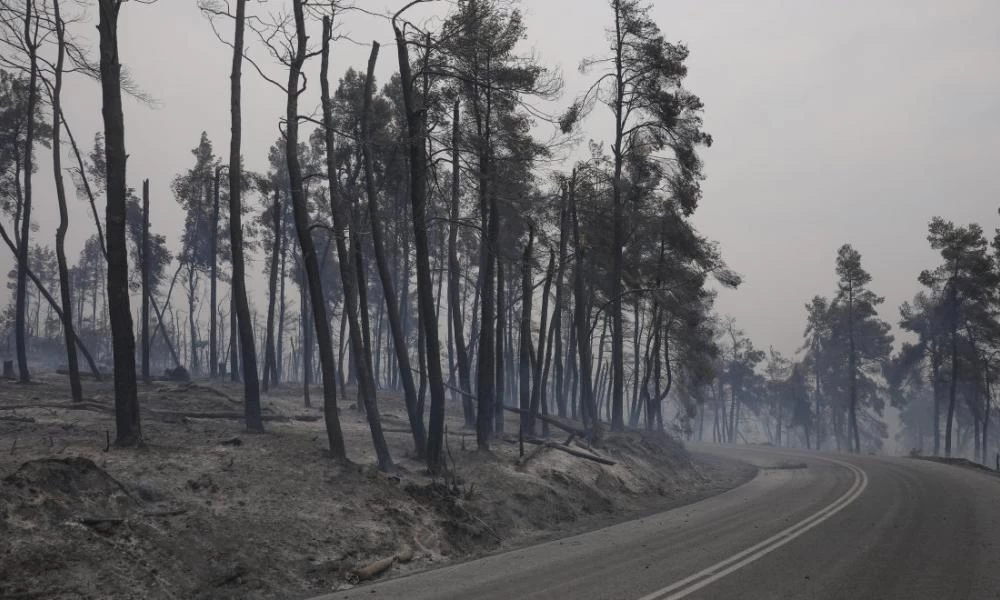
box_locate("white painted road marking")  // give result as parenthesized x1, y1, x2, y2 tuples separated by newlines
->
(638, 456, 869, 600)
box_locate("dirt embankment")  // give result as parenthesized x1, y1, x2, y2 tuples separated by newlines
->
(0, 374, 753, 600)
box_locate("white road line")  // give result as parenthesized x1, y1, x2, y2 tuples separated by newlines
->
(638, 456, 869, 600)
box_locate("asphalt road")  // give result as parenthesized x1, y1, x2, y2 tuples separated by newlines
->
(312, 444, 1000, 600)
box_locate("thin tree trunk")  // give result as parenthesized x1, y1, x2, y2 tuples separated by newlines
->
(608, 3, 628, 432)
(14, 0, 39, 383)
(553, 190, 569, 417)
(51, 0, 83, 402)
(187, 267, 198, 375)
(229, 286, 239, 381)
(62, 109, 107, 259)
(320, 16, 389, 468)
(299, 258, 311, 407)
(945, 281, 960, 457)
(210, 167, 221, 378)
(352, 224, 378, 412)
(847, 284, 860, 453)
(570, 177, 599, 441)
(263, 190, 280, 392)
(288, 4, 346, 461)
(394, 13, 446, 471)
(141, 179, 151, 384)
(529, 248, 554, 435)
(277, 223, 287, 384)
(495, 260, 506, 434)
(518, 229, 534, 437)
(448, 100, 475, 428)
(360, 42, 426, 456)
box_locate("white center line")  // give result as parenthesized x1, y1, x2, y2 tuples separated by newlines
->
(638, 456, 869, 600)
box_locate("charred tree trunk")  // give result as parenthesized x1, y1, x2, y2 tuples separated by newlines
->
(14, 0, 39, 383)
(320, 16, 389, 468)
(945, 279, 960, 457)
(209, 167, 221, 378)
(299, 259, 312, 408)
(277, 224, 287, 384)
(529, 250, 555, 435)
(518, 229, 534, 437)
(229, 289, 239, 382)
(98, 0, 140, 446)
(141, 179, 151, 384)
(495, 260, 506, 434)
(351, 226, 378, 411)
(360, 42, 426, 457)
(931, 338, 941, 456)
(847, 283, 860, 454)
(287, 2, 346, 460)
(63, 111, 107, 260)
(448, 100, 475, 428)
(552, 190, 569, 418)
(51, 1, 83, 402)
(570, 177, 599, 441)
(393, 13, 447, 472)
(472, 86, 498, 448)
(187, 267, 198, 376)
(263, 190, 281, 392)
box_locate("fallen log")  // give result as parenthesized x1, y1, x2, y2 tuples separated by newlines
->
(0, 402, 112, 414)
(158, 383, 241, 405)
(522, 438, 616, 466)
(0, 415, 35, 423)
(56, 369, 110, 380)
(503, 405, 589, 438)
(546, 442, 615, 465)
(78, 516, 124, 530)
(349, 546, 414, 584)
(149, 410, 320, 422)
(142, 508, 187, 518)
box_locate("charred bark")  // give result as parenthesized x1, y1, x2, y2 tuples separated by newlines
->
(51, 0, 83, 402)
(98, 0, 141, 446)
(287, 2, 345, 460)
(360, 42, 426, 457)
(393, 11, 447, 472)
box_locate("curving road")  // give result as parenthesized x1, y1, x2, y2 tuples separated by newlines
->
(312, 444, 1000, 600)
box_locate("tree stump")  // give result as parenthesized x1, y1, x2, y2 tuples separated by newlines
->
(2, 360, 14, 379)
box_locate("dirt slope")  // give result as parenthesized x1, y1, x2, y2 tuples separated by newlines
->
(0, 374, 752, 599)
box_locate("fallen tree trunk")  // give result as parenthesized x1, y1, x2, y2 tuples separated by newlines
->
(0, 402, 112, 413)
(504, 406, 588, 439)
(156, 383, 241, 405)
(57, 369, 110, 379)
(0, 415, 36, 423)
(349, 547, 415, 584)
(149, 410, 320, 423)
(523, 438, 616, 465)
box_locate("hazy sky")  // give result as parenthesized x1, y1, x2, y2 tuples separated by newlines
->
(4, 0, 1000, 362)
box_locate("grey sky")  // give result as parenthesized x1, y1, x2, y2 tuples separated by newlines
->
(4, 0, 999, 363)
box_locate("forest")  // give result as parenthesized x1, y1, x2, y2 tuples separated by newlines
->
(1, 0, 999, 471)
(2, 0, 1000, 598)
